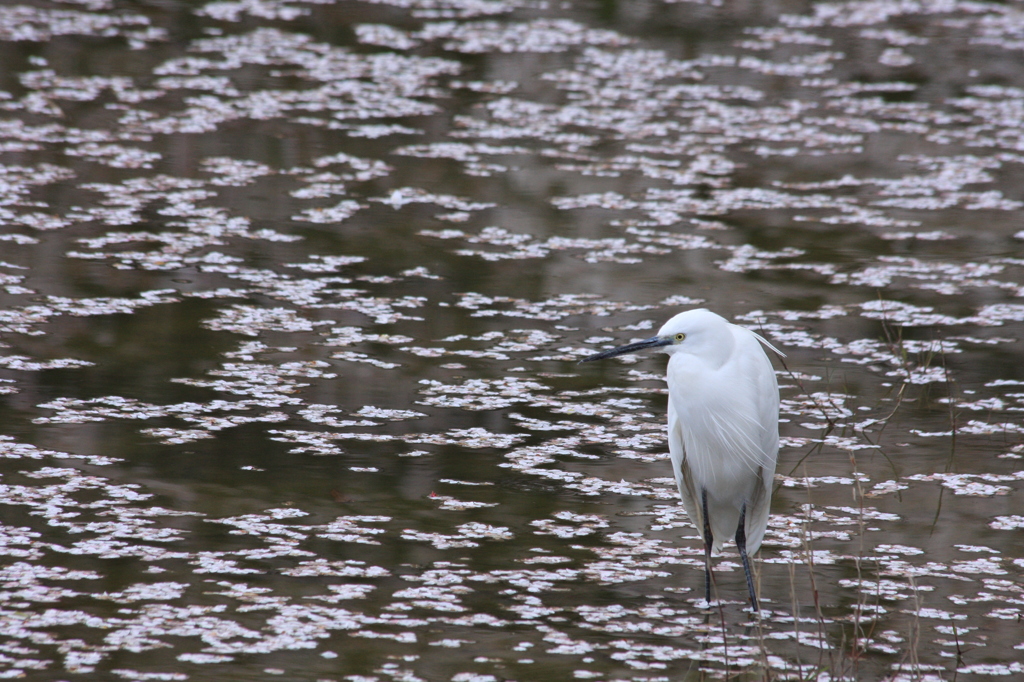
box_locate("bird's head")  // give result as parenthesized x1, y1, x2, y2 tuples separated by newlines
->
(580, 308, 730, 363)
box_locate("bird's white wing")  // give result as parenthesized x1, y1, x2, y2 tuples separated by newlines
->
(667, 394, 704, 546)
(733, 329, 779, 554)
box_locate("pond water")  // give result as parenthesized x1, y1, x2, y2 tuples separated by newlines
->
(2, 0, 1024, 680)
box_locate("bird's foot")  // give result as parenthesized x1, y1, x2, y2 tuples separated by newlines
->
(695, 598, 715, 611)
(743, 605, 768, 620)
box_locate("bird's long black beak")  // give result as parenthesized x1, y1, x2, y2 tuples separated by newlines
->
(579, 336, 670, 363)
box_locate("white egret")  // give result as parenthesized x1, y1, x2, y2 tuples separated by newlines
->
(582, 308, 781, 611)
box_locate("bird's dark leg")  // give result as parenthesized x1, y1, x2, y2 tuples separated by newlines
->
(702, 488, 713, 606)
(735, 502, 759, 612)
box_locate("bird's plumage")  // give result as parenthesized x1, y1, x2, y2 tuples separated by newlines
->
(659, 310, 778, 555)
(581, 308, 781, 610)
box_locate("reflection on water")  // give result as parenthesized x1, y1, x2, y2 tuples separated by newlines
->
(2, 0, 1024, 679)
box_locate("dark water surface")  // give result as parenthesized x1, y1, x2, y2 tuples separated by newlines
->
(2, 0, 1024, 679)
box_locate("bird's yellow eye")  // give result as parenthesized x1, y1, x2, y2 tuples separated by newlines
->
(674, 333, 686, 342)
